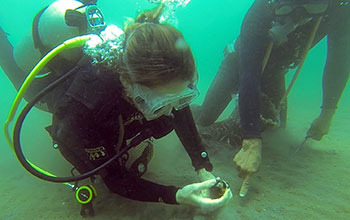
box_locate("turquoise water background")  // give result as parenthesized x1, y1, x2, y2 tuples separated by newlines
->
(1, 0, 349, 219)
(0, 0, 255, 162)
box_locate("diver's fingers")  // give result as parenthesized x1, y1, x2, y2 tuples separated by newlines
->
(193, 178, 217, 192)
(239, 173, 252, 198)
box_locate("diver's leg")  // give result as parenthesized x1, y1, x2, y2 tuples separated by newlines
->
(197, 50, 240, 126)
(0, 26, 27, 90)
(199, 106, 243, 148)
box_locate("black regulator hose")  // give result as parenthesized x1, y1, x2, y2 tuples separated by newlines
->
(13, 58, 150, 183)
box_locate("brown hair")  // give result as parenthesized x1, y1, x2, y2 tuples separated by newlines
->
(121, 4, 196, 88)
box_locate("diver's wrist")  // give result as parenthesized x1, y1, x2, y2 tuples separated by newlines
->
(320, 108, 336, 118)
(197, 168, 215, 182)
(242, 138, 262, 151)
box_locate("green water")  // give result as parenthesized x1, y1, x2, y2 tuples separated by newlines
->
(1, 1, 349, 219)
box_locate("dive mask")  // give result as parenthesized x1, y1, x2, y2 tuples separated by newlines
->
(271, 0, 330, 16)
(130, 83, 199, 121)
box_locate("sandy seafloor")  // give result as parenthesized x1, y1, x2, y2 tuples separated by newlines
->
(0, 73, 350, 220)
(1, 1, 350, 219)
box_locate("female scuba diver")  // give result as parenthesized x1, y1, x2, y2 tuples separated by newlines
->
(0, 0, 232, 216)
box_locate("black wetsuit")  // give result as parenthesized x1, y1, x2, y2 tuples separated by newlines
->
(199, 0, 350, 140)
(44, 63, 213, 204)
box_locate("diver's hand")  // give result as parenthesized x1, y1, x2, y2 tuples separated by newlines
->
(176, 179, 233, 213)
(307, 109, 335, 141)
(197, 168, 216, 181)
(197, 168, 217, 198)
(233, 138, 262, 197)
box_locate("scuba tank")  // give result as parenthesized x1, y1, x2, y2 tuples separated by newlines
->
(14, 0, 106, 74)
(11, 0, 106, 110)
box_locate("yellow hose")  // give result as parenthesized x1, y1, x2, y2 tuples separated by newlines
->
(2, 34, 93, 187)
(4, 35, 92, 150)
(28, 154, 74, 188)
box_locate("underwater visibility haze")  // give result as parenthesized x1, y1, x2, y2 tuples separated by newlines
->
(0, 0, 349, 219)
